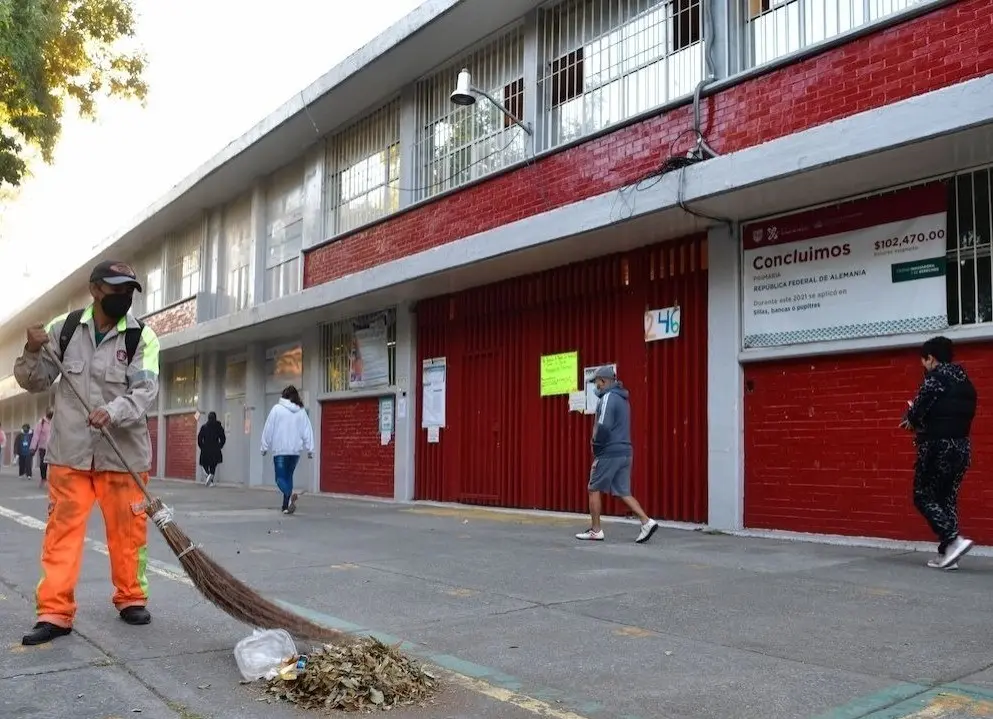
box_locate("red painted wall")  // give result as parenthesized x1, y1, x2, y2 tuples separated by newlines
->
(148, 417, 159, 477)
(304, 0, 993, 287)
(415, 236, 709, 522)
(165, 413, 197, 480)
(744, 343, 993, 544)
(143, 299, 197, 337)
(320, 399, 395, 497)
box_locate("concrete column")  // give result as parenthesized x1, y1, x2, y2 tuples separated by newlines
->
(522, 9, 543, 152)
(245, 342, 266, 487)
(398, 85, 417, 208)
(302, 324, 322, 494)
(393, 302, 418, 501)
(707, 223, 744, 530)
(250, 182, 268, 307)
(301, 142, 326, 251)
(201, 351, 224, 423)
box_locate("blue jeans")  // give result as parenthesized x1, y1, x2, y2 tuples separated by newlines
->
(273, 455, 300, 510)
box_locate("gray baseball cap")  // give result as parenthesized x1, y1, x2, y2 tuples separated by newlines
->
(588, 365, 616, 382)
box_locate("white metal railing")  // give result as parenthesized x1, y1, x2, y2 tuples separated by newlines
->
(325, 99, 401, 237)
(948, 166, 993, 327)
(539, 0, 704, 150)
(414, 25, 527, 200)
(319, 309, 397, 394)
(739, 0, 936, 70)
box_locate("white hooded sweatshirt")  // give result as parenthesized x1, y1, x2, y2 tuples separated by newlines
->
(261, 398, 315, 457)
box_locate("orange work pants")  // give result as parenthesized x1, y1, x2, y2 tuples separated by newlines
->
(37, 464, 149, 628)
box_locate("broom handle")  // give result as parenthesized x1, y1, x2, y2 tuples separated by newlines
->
(41, 344, 156, 506)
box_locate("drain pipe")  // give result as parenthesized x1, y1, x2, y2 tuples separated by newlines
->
(692, 0, 721, 160)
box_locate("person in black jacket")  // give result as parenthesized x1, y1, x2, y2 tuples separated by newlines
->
(197, 412, 226, 487)
(901, 336, 976, 570)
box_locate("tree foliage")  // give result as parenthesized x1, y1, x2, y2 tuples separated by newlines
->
(0, 0, 147, 187)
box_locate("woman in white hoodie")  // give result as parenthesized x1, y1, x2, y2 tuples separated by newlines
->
(260, 385, 314, 514)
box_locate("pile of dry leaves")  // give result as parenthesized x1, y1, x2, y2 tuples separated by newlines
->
(265, 637, 440, 712)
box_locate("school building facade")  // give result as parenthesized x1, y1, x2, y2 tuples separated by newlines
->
(1, 0, 992, 542)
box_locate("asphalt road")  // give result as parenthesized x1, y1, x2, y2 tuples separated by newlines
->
(1, 471, 993, 719)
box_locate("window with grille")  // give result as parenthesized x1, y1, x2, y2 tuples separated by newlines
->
(540, 0, 703, 150)
(166, 358, 198, 410)
(326, 99, 401, 237)
(742, 0, 937, 69)
(223, 193, 253, 313)
(165, 220, 203, 305)
(947, 168, 993, 327)
(414, 26, 527, 199)
(265, 162, 304, 302)
(319, 310, 397, 393)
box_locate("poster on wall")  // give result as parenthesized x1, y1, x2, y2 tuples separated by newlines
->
(540, 352, 578, 397)
(421, 358, 447, 428)
(349, 316, 390, 389)
(741, 185, 949, 348)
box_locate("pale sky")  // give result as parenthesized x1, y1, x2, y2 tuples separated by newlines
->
(0, 0, 425, 323)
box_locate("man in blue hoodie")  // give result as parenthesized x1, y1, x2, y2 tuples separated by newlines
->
(576, 366, 659, 544)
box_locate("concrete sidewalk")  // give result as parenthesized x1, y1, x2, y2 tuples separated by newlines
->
(1, 472, 993, 719)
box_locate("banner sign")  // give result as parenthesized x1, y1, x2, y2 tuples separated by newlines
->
(741, 185, 948, 348)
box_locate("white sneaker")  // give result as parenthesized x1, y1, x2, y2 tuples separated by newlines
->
(939, 536, 974, 568)
(575, 528, 604, 541)
(636, 519, 659, 544)
(206, 473, 214, 486)
(927, 555, 960, 570)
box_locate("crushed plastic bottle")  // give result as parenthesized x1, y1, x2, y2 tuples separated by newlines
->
(233, 629, 297, 681)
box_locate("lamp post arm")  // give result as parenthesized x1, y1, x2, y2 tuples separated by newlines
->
(470, 86, 533, 135)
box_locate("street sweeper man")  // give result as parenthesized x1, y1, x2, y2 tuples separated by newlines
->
(13, 260, 160, 646)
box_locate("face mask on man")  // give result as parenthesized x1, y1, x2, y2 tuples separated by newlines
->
(100, 292, 133, 319)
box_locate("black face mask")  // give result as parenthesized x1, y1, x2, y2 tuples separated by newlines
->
(100, 293, 132, 320)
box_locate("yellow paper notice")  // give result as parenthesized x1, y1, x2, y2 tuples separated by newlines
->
(540, 352, 578, 396)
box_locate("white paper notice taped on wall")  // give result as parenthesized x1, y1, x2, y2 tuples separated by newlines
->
(421, 358, 447, 428)
(741, 185, 949, 348)
(427, 426, 440, 443)
(583, 365, 616, 415)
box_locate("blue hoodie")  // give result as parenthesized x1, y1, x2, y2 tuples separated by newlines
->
(591, 382, 633, 458)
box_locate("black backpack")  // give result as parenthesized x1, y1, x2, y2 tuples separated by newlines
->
(58, 309, 145, 365)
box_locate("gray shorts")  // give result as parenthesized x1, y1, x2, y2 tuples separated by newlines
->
(588, 456, 632, 497)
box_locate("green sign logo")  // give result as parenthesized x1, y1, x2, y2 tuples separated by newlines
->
(891, 258, 945, 283)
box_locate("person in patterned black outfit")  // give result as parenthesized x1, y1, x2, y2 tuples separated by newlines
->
(901, 336, 976, 570)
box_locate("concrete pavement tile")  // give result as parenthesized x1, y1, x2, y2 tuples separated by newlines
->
(362, 544, 739, 606)
(792, 550, 993, 602)
(0, 664, 179, 719)
(256, 562, 537, 631)
(402, 606, 893, 719)
(566, 573, 993, 685)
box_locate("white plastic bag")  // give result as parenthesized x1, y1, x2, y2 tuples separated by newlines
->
(233, 628, 297, 681)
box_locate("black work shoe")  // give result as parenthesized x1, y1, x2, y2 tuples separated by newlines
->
(22, 622, 72, 646)
(120, 606, 151, 625)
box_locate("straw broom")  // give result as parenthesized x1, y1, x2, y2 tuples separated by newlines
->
(43, 345, 349, 644)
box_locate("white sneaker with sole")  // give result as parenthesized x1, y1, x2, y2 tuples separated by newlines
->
(927, 555, 959, 570)
(575, 528, 604, 541)
(938, 536, 973, 568)
(636, 519, 659, 544)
